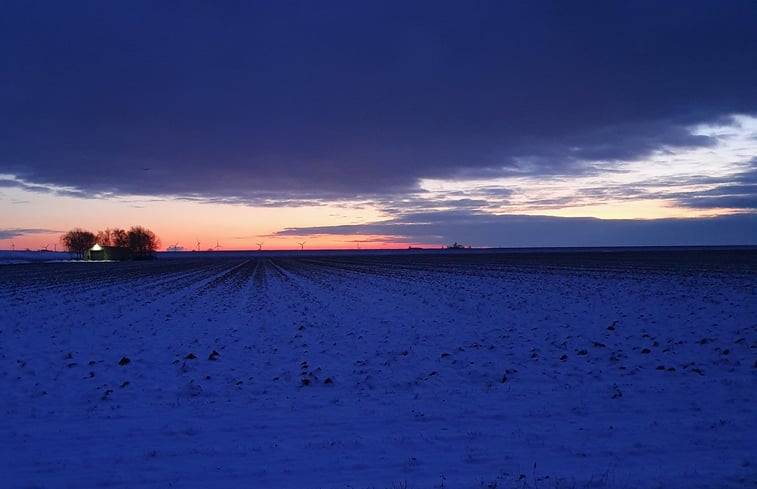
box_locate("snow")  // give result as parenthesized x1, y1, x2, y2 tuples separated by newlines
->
(1, 249, 755, 488)
(0, 251, 71, 265)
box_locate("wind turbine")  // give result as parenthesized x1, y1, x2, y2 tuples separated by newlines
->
(298, 241, 306, 251)
(196, 239, 201, 252)
(11, 241, 15, 251)
(214, 240, 222, 251)
(256, 242, 264, 251)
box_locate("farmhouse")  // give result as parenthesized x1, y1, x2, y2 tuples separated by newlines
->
(85, 244, 132, 261)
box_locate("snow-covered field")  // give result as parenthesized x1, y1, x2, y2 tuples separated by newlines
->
(1, 250, 755, 488)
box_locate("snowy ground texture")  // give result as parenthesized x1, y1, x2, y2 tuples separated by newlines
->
(1, 249, 755, 489)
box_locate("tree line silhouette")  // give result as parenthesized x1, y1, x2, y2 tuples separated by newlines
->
(61, 226, 160, 260)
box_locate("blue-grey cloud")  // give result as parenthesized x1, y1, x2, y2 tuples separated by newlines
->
(0, 177, 91, 199)
(1, 1, 756, 201)
(275, 212, 757, 247)
(0, 228, 60, 240)
(671, 163, 757, 210)
(676, 192, 757, 210)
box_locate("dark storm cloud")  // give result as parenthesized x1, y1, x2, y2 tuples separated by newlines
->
(276, 212, 757, 247)
(1, 1, 756, 201)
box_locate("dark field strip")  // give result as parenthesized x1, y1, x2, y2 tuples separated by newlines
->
(0, 259, 239, 306)
(1, 258, 230, 287)
(281, 248, 757, 280)
(361, 248, 757, 273)
(1, 249, 755, 295)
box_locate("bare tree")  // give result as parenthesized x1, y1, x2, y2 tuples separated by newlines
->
(127, 226, 160, 259)
(61, 228, 96, 259)
(96, 228, 129, 247)
(96, 229, 113, 246)
(113, 229, 128, 247)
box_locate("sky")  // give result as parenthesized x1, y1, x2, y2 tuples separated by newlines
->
(1, 0, 756, 250)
